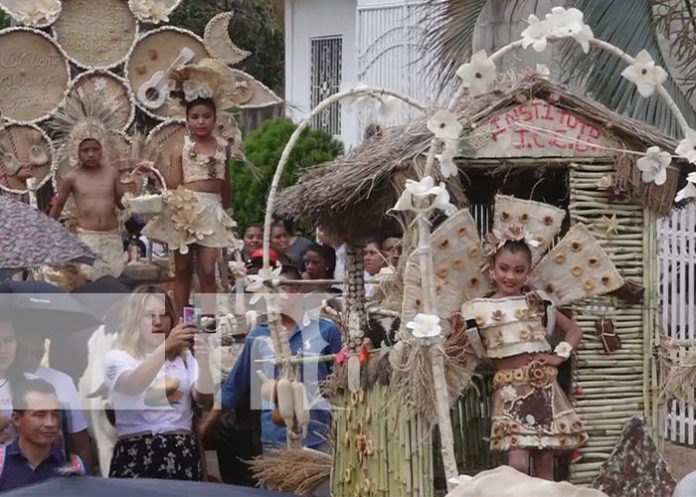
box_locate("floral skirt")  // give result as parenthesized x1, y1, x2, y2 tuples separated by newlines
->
(142, 187, 239, 255)
(489, 361, 588, 452)
(109, 433, 202, 481)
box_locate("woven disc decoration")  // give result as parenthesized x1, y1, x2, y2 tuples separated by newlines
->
(0, 123, 55, 194)
(52, 0, 138, 69)
(145, 119, 187, 176)
(68, 71, 136, 132)
(126, 27, 209, 120)
(0, 28, 70, 123)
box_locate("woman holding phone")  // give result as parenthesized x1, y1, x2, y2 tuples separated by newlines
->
(103, 285, 213, 480)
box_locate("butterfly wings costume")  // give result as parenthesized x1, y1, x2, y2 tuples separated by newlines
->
(401, 195, 624, 451)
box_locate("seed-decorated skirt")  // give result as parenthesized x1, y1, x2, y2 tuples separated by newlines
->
(490, 361, 588, 452)
(109, 432, 202, 481)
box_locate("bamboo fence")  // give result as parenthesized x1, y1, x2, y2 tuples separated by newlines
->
(567, 161, 655, 485)
(331, 384, 433, 497)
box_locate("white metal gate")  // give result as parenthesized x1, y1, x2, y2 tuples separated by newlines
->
(658, 203, 696, 445)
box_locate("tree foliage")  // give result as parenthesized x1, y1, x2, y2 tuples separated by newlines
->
(169, 0, 284, 92)
(230, 118, 344, 230)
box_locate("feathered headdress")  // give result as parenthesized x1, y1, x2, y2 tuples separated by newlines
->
(52, 88, 124, 167)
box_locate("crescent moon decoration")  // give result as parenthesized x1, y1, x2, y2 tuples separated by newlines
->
(0, 0, 62, 29)
(204, 11, 251, 66)
(128, 0, 183, 25)
(0, 123, 56, 195)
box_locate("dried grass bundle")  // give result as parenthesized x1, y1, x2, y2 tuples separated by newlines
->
(658, 343, 696, 406)
(249, 447, 332, 496)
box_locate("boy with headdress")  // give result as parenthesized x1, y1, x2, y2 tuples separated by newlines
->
(50, 98, 132, 281)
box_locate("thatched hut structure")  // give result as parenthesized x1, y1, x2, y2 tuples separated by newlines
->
(275, 73, 691, 490)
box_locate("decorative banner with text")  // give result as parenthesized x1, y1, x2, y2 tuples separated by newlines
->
(473, 99, 619, 158)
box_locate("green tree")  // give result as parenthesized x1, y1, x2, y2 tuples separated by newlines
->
(230, 118, 344, 230)
(169, 0, 284, 93)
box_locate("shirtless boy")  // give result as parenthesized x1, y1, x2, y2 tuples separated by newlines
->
(50, 138, 130, 281)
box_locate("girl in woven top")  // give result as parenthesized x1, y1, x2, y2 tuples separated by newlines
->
(466, 239, 586, 480)
(143, 97, 237, 317)
(103, 285, 214, 480)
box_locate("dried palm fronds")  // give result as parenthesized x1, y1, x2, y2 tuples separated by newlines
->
(249, 447, 332, 496)
(658, 337, 696, 406)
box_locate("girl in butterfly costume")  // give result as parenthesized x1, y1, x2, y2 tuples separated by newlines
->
(401, 195, 624, 479)
(459, 196, 626, 478)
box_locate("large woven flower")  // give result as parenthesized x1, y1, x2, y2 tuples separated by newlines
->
(527, 361, 551, 389)
(675, 129, 696, 165)
(406, 313, 442, 339)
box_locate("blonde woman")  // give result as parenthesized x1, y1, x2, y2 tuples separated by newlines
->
(103, 285, 213, 480)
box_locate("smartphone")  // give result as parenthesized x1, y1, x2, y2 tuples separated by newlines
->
(183, 306, 201, 332)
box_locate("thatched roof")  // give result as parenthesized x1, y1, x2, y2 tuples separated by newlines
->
(276, 74, 680, 241)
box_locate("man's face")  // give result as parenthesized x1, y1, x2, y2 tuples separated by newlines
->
(78, 139, 102, 168)
(12, 392, 61, 448)
(363, 242, 384, 276)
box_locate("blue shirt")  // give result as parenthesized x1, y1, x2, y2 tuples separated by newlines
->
(0, 440, 85, 492)
(221, 317, 342, 448)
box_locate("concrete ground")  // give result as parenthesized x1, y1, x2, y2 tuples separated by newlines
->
(663, 441, 696, 482)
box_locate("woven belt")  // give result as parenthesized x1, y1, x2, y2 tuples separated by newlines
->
(493, 361, 557, 387)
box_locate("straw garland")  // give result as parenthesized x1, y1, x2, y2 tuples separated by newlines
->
(658, 337, 696, 406)
(249, 447, 333, 496)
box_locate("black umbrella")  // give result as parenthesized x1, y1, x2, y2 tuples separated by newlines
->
(48, 276, 134, 384)
(0, 196, 95, 279)
(0, 280, 102, 337)
(2, 476, 298, 497)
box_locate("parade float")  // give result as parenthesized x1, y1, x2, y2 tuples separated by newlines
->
(251, 6, 696, 497)
(0, 0, 281, 283)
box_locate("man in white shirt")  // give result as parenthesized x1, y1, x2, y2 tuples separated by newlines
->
(18, 334, 94, 471)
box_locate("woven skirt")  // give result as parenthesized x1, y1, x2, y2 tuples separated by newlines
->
(489, 361, 588, 452)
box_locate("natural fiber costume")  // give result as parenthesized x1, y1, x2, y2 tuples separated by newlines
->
(51, 89, 127, 280)
(76, 228, 126, 280)
(453, 195, 625, 452)
(141, 61, 241, 255)
(142, 136, 237, 254)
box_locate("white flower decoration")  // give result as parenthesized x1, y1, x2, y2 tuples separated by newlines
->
(247, 263, 285, 305)
(377, 95, 400, 120)
(546, 7, 594, 53)
(131, 0, 169, 23)
(93, 78, 109, 94)
(521, 14, 550, 53)
(620, 50, 668, 98)
(229, 260, 247, 279)
(148, 1, 169, 23)
(455, 50, 496, 95)
(535, 64, 551, 80)
(182, 80, 214, 102)
(636, 146, 671, 185)
(406, 313, 442, 339)
(392, 176, 457, 216)
(500, 385, 517, 402)
(435, 140, 459, 179)
(14, 0, 60, 26)
(675, 172, 696, 203)
(675, 129, 696, 164)
(427, 110, 462, 141)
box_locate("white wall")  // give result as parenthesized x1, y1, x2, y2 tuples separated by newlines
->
(284, 0, 359, 147)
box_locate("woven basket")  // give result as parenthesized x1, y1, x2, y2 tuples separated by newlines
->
(128, 165, 167, 216)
